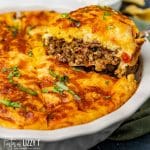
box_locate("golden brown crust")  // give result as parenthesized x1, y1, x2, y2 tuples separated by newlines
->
(0, 8, 138, 130)
(22, 5, 144, 76)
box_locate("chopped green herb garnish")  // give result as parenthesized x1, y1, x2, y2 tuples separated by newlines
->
(17, 84, 38, 96)
(59, 75, 69, 83)
(12, 66, 20, 77)
(103, 11, 111, 20)
(67, 89, 75, 95)
(49, 69, 69, 83)
(68, 89, 81, 100)
(52, 85, 64, 93)
(7, 66, 20, 84)
(0, 98, 21, 108)
(52, 81, 81, 100)
(3, 66, 38, 96)
(60, 13, 81, 27)
(49, 68, 80, 100)
(41, 88, 49, 93)
(7, 72, 14, 83)
(27, 51, 33, 57)
(7, 25, 18, 37)
(61, 13, 69, 18)
(55, 81, 69, 91)
(49, 69, 58, 78)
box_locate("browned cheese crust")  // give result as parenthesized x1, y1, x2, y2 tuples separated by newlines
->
(0, 7, 139, 130)
(38, 5, 144, 77)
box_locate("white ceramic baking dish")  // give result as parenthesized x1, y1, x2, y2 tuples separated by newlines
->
(0, 1, 149, 150)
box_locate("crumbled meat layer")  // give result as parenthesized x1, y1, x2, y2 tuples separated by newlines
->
(45, 37, 120, 72)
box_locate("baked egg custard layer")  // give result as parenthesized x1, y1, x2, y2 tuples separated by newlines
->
(0, 6, 141, 129)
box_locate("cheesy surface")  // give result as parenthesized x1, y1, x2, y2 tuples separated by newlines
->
(0, 8, 138, 130)
(22, 5, 144, 77)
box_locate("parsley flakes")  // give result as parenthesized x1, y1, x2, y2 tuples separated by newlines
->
(103, 11, 111, 20)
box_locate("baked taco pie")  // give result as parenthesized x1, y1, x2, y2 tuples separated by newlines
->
(0, 6, 144, 129)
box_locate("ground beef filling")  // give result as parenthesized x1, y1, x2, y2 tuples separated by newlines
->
(45, 37, 120, 73)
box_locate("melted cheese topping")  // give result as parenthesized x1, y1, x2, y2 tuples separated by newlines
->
(24, 6, 144, 76)
(0, 8, 138, 130)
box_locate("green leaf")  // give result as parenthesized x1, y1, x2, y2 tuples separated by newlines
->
(49, 69, 80, 99)
(7, 66, 20, 83)
(67, 89, 81, 100)
(52, 83, 80, 100)
(52, 85, 64, 93)
(7, 72, 14, 79)
(41, 88, 49, 93)
(52, 81, 69, 93)
(17, 84, 38, 96)
(7, 72, 14, 84)
(61, 13, 69, 18)
(56, 81, 69, 91)
(59, 75, 69, 83)
(9, 66, 20, 77)
(103, 11, 111, 20)
(0, 99, 21, 108)
(27, 51, 33, 57)
(49, 69, 58, 78)
(60, 13, 81, 27)
(49, 69, 69, 83)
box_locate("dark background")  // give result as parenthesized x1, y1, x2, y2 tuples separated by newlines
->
(90, 134, 150, 150)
